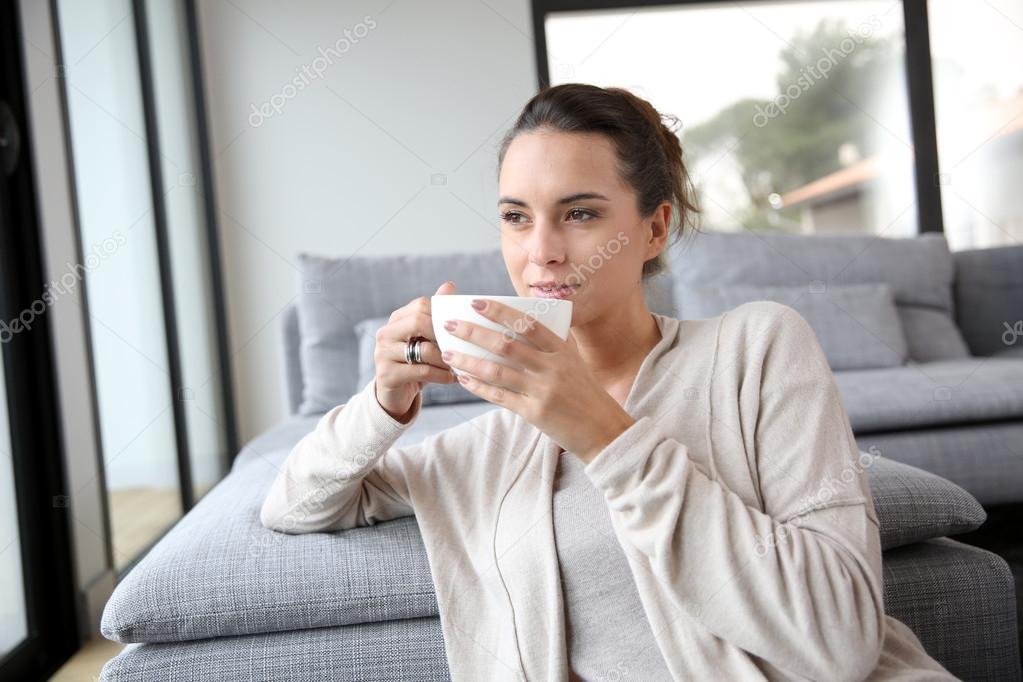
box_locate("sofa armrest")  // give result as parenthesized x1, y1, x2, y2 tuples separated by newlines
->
(882, 536, 1021, 681)
(954, 245, 1023, 356)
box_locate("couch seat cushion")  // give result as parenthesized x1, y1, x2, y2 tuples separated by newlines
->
(834, 357, 1023, 432)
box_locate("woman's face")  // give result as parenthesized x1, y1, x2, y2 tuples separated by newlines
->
(497, 128, 667, 321)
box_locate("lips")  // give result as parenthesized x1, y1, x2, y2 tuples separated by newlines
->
(530, 284, 578, 299)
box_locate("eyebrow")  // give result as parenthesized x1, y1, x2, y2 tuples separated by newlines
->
(497, 192, 611, 208)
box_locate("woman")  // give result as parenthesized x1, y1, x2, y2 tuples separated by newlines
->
(261, 84, 957, 681)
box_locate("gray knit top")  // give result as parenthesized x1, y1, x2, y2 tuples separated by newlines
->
(553, 449, 675, 680)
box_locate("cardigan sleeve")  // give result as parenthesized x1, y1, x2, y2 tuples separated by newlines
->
(583, 304, 886, 682)
(259, 377, 426, 533)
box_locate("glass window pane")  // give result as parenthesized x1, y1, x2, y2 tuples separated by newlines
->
(929, 0, 1023, 250)
(56, 0, 183, 571)
(144, 0, 229, 501)
(0, 348, 28, 657)
(545, 1, 917, 236)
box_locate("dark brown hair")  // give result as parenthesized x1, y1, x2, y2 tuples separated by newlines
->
(496, 83, 700, 280)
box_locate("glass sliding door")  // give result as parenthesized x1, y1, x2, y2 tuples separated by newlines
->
(142, 0, 230, 501)
(57, 0, 183, 571)
(0, 329, 27, 663)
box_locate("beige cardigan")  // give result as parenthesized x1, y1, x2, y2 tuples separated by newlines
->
(261, 302, 957, 681)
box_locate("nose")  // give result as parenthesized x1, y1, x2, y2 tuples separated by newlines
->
(526, 221, 566, 267)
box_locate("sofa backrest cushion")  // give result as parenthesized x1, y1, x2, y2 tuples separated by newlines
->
(953, 244, 1023, 357)
(668, 231, 971, 363)
(678, 282, 908, 370)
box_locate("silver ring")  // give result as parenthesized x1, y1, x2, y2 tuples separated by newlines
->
(405, 337, 423, 364)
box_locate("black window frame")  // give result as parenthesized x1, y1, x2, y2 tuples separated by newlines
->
(0, 2, 80, 678)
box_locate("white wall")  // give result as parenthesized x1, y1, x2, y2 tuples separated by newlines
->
(196, 0, 537, 442)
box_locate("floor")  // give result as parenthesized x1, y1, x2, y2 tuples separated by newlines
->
(48, 636, 123, 681)
(108, 486, 182, 572)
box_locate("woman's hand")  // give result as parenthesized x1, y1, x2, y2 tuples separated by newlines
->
(373, 281, 459, 423)
(441, 298, 635, 463)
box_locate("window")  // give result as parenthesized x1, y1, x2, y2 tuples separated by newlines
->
(929, 0, 1023, 250)
(544, 1, 918, 236)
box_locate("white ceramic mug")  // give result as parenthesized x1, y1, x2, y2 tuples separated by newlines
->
(431, 295, 573, 376)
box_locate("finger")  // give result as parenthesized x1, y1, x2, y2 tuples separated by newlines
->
(402, 362, 458, 385)
(434, 279, 456, 296)
(385, 310, 438, 344)
(455, 371, 521, 408)
(447, 319, 543, 372)
(476, 298, 560, 352)
(382, 351, 457, 385)
(384, 338, 450, 371)
(444, 351, 525, 393)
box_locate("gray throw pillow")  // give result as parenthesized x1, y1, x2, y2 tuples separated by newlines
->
(354, 317, 483, 406)
(865, 455, 986, 551)
(679, 282, 909, 371)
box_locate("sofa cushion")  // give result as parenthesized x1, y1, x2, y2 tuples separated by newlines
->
(677, 282, 908, 370)
(993, 344, 1023, 360)
(880, 538, 1021, 682)
(98, 542, 1020, 682)
(668, 231, 971, 362)
(294, 249, 516, 415)
(953, 244, 1023, 357)
(101, 409, 985, 643)
(354, 316, 483, 406)
(834, 357, 1023, 433)
(99, 616, 450, 681)
(863, 455, 986, 551)
(101, 449, 439, 644)
(854, 421, 1023, 507)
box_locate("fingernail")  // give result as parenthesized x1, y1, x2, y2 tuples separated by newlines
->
(471, 299, 485, 311)
(442, 350, 453, 361)
(444, 320, 456, 332)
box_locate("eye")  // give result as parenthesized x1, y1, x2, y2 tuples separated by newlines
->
(567, 208, 596, 222)
(500, 210, 528, 225)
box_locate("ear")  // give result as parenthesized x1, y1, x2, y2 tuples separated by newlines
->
(644, 202, 672, 261)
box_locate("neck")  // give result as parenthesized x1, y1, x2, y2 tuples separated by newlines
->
(569, 290, 662, 391)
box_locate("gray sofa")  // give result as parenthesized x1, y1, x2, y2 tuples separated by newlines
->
(99, 233, 1022, 681)
(667, 232, 1023, 510)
